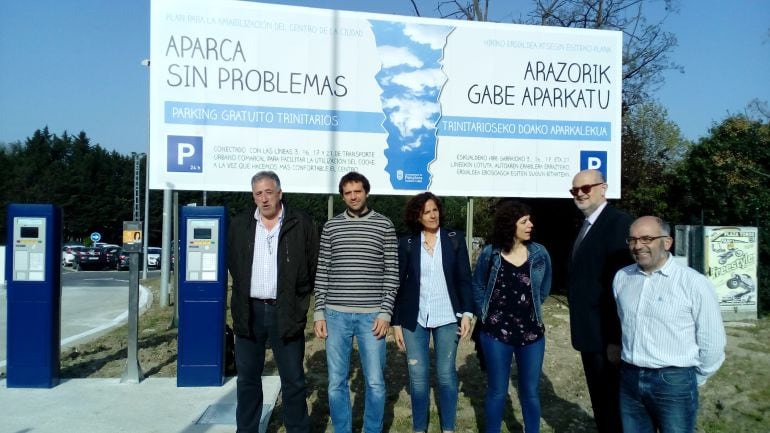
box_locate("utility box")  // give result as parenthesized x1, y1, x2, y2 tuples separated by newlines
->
(675, 224, 758, 321)
(5, 204, 62, 387)
(177, 206, 227, 386)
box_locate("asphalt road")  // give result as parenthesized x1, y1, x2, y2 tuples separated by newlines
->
(0, 267, 155, 368)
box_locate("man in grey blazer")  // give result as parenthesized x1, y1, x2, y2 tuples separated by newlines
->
(567, 169, 634, 433)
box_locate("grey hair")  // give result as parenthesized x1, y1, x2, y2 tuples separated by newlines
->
(251, 170, 281, 190)
(657, 217, 671, 236)
(643, 216, 671, 236)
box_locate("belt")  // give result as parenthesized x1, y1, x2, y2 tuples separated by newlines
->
(251, 298, 277, 306)
(621, 361, 693, 372)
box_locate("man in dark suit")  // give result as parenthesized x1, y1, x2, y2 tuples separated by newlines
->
(567, 169, 633, 433)
(228, 170, 319, 433)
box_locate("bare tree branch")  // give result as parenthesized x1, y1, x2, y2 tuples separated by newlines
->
(409, 0, 421, 16)
(530, 0, 681, 107)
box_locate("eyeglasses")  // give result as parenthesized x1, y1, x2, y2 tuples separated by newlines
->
(625, 236, 668, 245)
(569, 182, 604, 196)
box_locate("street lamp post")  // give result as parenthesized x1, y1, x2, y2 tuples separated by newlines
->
(141, 59, 151, 279)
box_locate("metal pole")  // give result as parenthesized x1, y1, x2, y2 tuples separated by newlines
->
(142, 155, 150, 279)
(170, 192, 179, 328)
(121, 251, 144, 383)
(327, 195, 334, 220)
(160, 188, 172, 307)
(141, 59, 151, 280)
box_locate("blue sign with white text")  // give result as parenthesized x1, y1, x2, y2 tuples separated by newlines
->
(167, 135, 203, 173)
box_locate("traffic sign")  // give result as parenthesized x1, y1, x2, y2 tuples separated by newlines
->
(90, 232, 101, 243)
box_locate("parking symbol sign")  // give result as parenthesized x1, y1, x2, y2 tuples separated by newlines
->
(167, 135, 203, 173)
(580, 151, 607, 180)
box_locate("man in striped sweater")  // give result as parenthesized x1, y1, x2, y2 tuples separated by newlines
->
(313, 171, 399, 433)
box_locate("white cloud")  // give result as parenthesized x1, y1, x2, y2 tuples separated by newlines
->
(400, 136, 423, 152)
(391, 68, 445, 94)
(382, 97, 440, 138)
(403, 23, 452, 50)
(377, 45, 422, 68)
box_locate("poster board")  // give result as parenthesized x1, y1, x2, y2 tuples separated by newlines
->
(149, 0, 623, 196)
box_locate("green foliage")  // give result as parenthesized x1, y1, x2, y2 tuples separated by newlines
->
(0, 128, 134, 244)
(619, 101, 691, 216)
(668, 115, 770, 311)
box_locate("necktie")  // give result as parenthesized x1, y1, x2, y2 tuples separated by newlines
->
(572, 219, 590, 258)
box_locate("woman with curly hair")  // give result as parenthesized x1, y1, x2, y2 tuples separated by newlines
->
(392, 192, 474, 433)
(472, 199, 552, 433)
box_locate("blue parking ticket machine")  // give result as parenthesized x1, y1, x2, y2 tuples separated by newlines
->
(177, 206, 227, 387)
(5, 204, 62, 388)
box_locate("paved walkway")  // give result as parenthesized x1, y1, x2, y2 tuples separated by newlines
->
(0, 376, 280, 433)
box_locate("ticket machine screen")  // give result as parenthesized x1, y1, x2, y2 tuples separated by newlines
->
(20, 226, 39, 238)
(193, 228, 212, 240)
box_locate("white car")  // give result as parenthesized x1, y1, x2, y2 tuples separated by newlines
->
(147, 247, 162, 269)
(61, 245, 84, 266)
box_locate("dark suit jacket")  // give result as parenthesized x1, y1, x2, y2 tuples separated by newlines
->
(228, 204, 319, 340)
(567, 204, 633, 353)
(392, 229, 473, 331)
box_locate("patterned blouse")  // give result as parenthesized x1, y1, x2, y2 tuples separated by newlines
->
(482, 258, 544, 346)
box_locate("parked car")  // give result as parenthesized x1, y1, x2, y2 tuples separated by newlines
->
(115, 248, 131, 271)
(73, 247, 109, 271)
(147, 247, 161, 269)
(93, 242, 119, 249)
(102, 246, 122, 270)
(61, 245, 85, 267)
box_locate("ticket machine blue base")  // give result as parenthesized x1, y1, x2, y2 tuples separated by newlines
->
(5, 204, 62, 388)
(177, 206, 227, 387)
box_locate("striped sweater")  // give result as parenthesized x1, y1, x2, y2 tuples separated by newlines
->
(313, 210, 399, 321)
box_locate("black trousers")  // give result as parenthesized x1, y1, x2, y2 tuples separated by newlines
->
(235, 301, 309, 433)
(581, 351, 624, 433)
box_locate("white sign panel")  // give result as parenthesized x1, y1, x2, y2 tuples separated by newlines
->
(149, 0, 623, 196)
(704, 226, 758, 319)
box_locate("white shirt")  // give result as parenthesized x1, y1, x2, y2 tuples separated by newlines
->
(249, 208, 283, 299)
(613, 254, 726, 385)
(417, 231, 456, 328)
(582, 201, 608, 237)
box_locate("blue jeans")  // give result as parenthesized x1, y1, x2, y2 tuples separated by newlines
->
(620, 364, 698, 433)
(480, 332, 545, 433)
(325, 309, 387, 433)
(402, 322, 459, 432)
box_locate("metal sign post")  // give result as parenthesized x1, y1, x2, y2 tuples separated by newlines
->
(121, 221, 144, 383)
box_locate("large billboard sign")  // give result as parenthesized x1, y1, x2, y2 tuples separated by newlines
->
(703, 226, 759, 320)
(149, 0, 623, 196)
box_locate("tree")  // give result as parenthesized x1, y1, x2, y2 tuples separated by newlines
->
(0, 128, 135, 245)
(530, 0, 681, 108)
(619, 101, 689, 216)
(435, 0, 490, 20)
(669, 115, 770, 311)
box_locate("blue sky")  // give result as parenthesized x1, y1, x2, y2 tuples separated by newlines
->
(1, 0, 768, 155)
